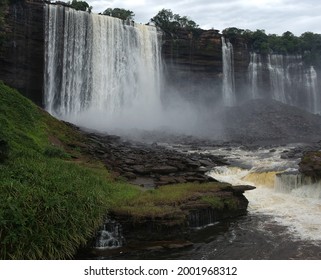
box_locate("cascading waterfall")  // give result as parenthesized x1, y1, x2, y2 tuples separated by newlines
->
(94, 219, 124, 249)
(44, 4, 162, 129)
(207, 146, 321, 241)
(44, 6, 94, 115)
(248, 53, 262, 99)
(267, 54, 288, 103)
(247, 52, 320, 113)
(305, 66, 319, 114)
(221, 37, 236, 106)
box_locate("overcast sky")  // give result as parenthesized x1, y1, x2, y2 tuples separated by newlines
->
(85, 0, 321, 35)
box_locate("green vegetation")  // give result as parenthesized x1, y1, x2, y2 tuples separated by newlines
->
(112, 182, 233, 223)
(223, 27, 321, 66)
(150, 9, 199, 34)
(0, 81, 136, 259)
(0, 82, 236, 259)
(102, 8, 135, 21)
(68, 0, 92, 13)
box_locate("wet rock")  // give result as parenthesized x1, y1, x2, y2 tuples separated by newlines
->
(132, 165, 151, 175)
(81, 129, 228, 188)
(299, 151, 321, 179)
(151, 165, 178, 174)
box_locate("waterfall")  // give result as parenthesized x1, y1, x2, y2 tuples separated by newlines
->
(207, 145, 321, 241)
(267, 54, 288, 103)
(221, 37, 236, 106)
(275, 172, 321, 198)
(44, 4, 162, 128)
(248, 53, 262, 99)
(305, 66, 320, 114)
(247, 53, 321, 113)
(94, 219, 124, 249)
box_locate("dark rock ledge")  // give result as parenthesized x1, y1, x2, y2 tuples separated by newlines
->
(72, 128, 256, 258)
(83, 131, 230, 188)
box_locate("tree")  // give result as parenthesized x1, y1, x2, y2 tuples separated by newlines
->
(150, 9, 199, 33)
(69, 0, 92, 12)
(102, 8, 135, 21)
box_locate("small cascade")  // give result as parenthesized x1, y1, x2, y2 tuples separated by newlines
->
(206, 145, 321, 241)
(221, 37, 236, 106)
(275, 171, 321, 198)
(305, 66, 320, 114)
(94, 219, 124, 249)
(243, 171, 278, 188)
(188, 209, 220, 228)
(248, 53, 262, 99)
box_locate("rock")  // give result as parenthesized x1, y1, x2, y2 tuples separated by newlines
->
(299, 151, 321, 179)
(151, 165, 178, 174)
(132, 165, 151, 175)
(123, 172, 137, 180)
(231, 185, 256, 194)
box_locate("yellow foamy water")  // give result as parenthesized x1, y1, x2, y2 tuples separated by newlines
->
(242, 171, 279, 188)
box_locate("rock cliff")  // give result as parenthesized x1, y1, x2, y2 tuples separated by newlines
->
(0, 0, 44, 106)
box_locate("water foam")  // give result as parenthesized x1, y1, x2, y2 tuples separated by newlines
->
(207, 146, 321, 242)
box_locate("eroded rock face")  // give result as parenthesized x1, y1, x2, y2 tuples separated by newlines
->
(162, 29, 251, 105)
(112, 183, 253, 243)
(299, 151, 321, 179)
(0, 0, 44, 106)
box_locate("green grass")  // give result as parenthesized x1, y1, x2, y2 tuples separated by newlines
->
(111, 182, 232, 223)
(0, 81, 139, 259)
(0, 81, 236, 259)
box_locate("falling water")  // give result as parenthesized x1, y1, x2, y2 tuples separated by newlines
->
(246, 53, 321, 113)
(94, 219, 124, 249)
(44, 4, 162, 128)
(207, 146, 321, 242)
(267, 54, 288, 103)
(305, 66, 319, 114)
(221, 37, 236, 106)
(248, 53, 262, 99)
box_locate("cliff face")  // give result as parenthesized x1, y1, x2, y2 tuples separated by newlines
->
(162, 29, 251, 105)
(0, 0, 44, 106)
(1, 3, 320, 114)
(162, 29, 223, 104)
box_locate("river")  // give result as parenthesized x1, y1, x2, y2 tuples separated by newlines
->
(79, 143, 321, 260)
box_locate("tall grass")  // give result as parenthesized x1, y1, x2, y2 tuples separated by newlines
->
(0, 81, 139, 259)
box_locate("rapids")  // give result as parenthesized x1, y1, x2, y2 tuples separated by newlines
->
(207, 145, 321, 242)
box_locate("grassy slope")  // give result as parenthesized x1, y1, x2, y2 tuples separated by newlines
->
(0, 81, 237, 259)
(0, 81, 141, 259)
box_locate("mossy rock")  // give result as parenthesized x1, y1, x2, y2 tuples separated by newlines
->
(299, 151, 321, 179)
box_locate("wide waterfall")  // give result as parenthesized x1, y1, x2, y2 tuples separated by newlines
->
(44, 4, 162, 129)
(247, 53, 321, 114)
(221, 37, 236, 106)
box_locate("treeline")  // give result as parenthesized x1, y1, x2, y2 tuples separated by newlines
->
(223, 27, 321, 66)
(3, 1, 321, 65)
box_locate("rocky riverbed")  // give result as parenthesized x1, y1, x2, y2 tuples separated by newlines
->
(82, 130, 231, 188)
